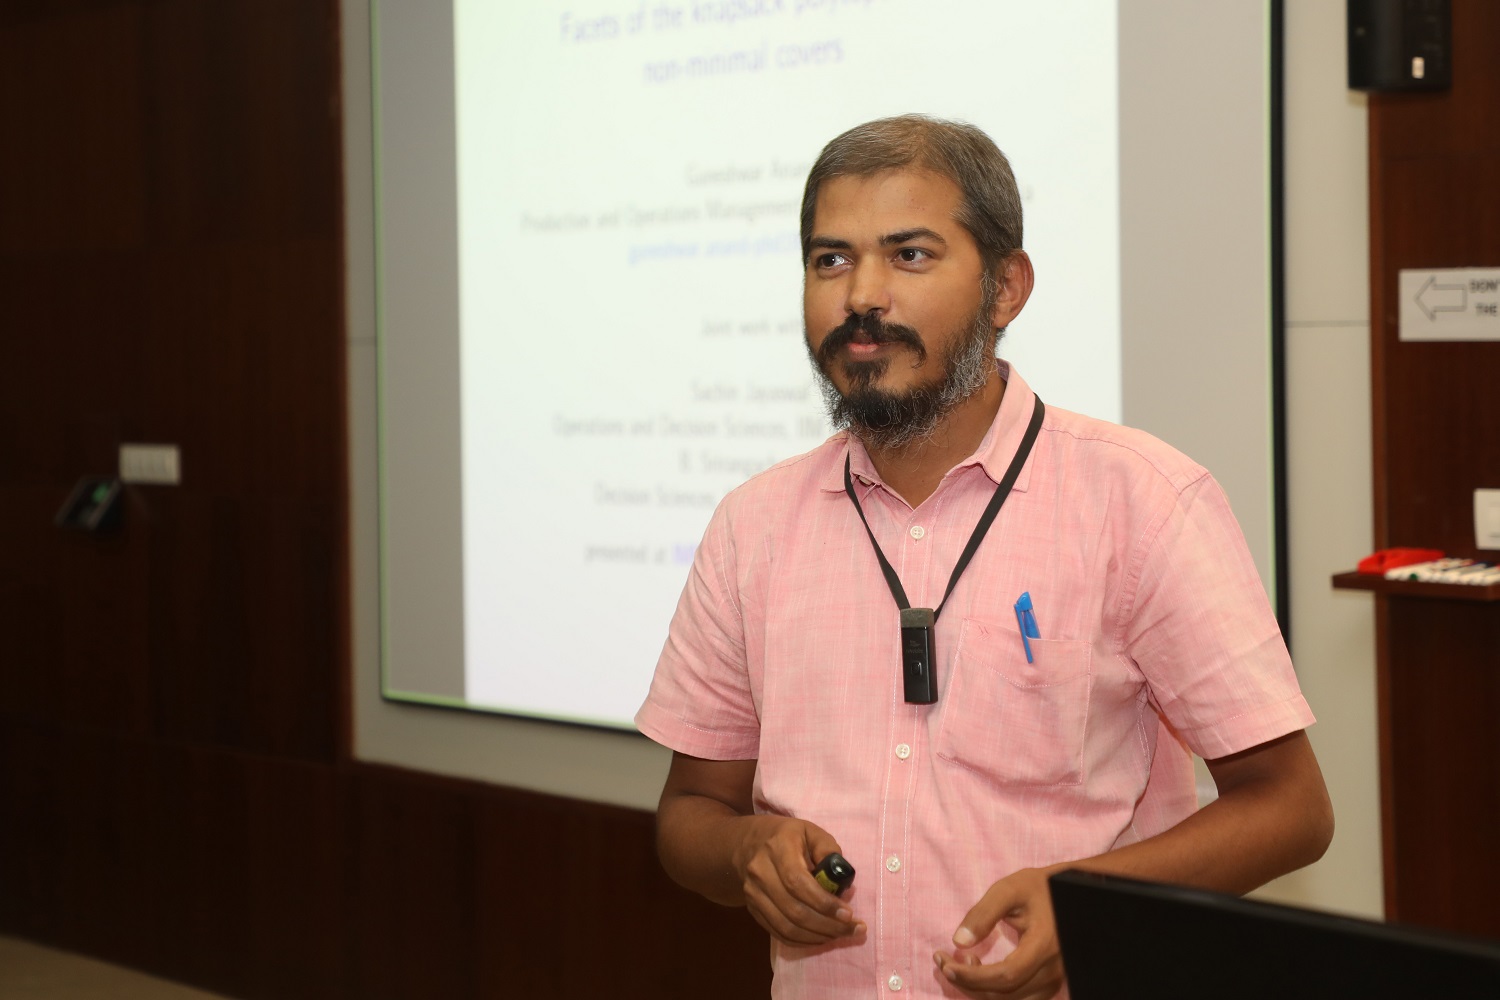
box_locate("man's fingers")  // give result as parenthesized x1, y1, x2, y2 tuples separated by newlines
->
(739, 828, 860, 945)
(743, 869, 854, 937)
(953, 877, 1024, 947)
(773, 825, 857, 916)
(953, 867, 1053, 947)
(934, 950, 1064, 1000)
(804, 828, 843, 869)
(744, 882, 848, 945)
(744, 884, 863, 946)
(755, 836, 847, 913)
(940, 868, 1063, 997)
(939, 927, 1057, 990)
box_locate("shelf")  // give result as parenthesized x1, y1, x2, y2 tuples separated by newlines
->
(1331, 571, 1500, 602)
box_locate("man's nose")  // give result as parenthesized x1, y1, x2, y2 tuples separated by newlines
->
(845, 260, 891, 317)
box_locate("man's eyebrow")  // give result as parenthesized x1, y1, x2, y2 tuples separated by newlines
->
(881, 227, 947, 247)
(806, 229, 948, 254)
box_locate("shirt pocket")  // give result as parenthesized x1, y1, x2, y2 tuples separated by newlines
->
(936, 616, 1094, 787)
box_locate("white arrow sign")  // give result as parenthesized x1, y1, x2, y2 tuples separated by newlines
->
(1399, 267, 1500, 341)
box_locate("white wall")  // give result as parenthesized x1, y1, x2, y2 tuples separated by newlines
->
(1250, 0, 1384, 920)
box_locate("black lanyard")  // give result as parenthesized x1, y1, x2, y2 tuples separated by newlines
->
(843, 394, 1045, 703)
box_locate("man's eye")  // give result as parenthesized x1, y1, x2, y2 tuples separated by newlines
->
(897, 248, 930, 263)
(816, 253, 849, 268)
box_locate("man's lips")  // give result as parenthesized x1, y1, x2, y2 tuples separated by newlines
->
(816, 315, 927, 367)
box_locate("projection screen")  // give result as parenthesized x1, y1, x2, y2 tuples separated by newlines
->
(346, 0, 1281, 805)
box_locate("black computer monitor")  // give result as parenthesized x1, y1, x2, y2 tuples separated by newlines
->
(1050, 869, 1500, 999)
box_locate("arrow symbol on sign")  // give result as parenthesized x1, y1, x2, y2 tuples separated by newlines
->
(1415, 276, 1467, 320)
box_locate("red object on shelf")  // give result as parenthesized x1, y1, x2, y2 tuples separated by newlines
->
(1356, 548, 1444, 574)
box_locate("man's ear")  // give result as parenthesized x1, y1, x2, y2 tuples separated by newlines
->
(989, 251, 1034, 330)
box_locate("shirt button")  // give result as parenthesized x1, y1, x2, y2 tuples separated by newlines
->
(895, 743, 911, 760)
(888, 974, 904, 991)
(909, 525, 926, 539)
(885, 855, 902, 873)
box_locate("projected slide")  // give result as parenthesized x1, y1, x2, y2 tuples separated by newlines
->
(396, 1, 1120, 728)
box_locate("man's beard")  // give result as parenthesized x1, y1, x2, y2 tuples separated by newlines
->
(806, 288, 998, 452)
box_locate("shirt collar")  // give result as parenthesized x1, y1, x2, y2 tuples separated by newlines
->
(817, 361, 1040, 495)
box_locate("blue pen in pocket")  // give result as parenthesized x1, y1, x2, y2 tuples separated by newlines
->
(1014, 592, 1041, 663)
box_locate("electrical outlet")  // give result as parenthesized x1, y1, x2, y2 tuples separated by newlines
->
(119, 443, 181, 485)
(1476, 489, 1500, 550)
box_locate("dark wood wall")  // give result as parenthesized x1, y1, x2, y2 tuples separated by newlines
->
(1365, 0, 1500, 937)
(0, 3, 768, 997)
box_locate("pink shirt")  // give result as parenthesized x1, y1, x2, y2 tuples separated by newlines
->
(636, 363, 1313, 999)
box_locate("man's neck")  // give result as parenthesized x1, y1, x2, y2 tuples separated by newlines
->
(861, 371, 1006, 508)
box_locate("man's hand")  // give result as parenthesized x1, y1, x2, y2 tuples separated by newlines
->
(928, 730, 1333, 1000)
(932, 867, 1065, 1000)
(732, 815, 865, 946)
(655, 753, 863, 947)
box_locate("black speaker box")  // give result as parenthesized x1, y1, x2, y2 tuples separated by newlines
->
(1348, 0, 1451, 92)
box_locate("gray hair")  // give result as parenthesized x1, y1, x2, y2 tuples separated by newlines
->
(799, 114, 1024, 271)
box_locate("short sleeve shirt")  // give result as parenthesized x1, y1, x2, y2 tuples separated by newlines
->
(636, 363, 1314, 1000)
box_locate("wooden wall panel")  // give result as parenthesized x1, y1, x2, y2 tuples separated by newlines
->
(143, 492, 340, 759)
(0, 491, 77, 722)
(0, 1, 772, 997)
(53, 517, 153, 733)
(1385, 599, 1500, 938)
(0, 0, 346, 761)
(103, 739, 193, 977)
(0, 255, 151, 474)
(1368, 0, 1500, 551)
(342, 768, 481, 1000)
(0, 4, 148, 255)
(241, 759, 345, 1000)
(1365, 0, 1500, 937)
(136, 240, 345, 502)
(1374, 151, 1500, 550)
(140, 0, 342, 247)
(473, 785, 772, 1000)
(0, 720, 62, 941)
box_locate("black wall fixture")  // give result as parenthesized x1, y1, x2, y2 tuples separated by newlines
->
(1348, 0, 1451, 92)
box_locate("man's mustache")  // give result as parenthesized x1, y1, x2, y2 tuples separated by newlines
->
(816, 313, 927, 367)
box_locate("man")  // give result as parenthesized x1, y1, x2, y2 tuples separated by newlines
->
(635, 115, 1333, 999)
